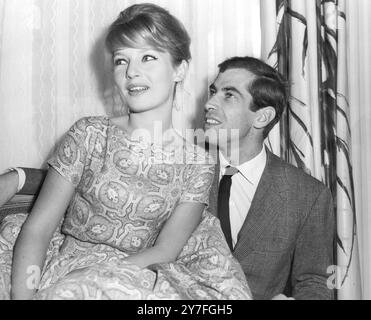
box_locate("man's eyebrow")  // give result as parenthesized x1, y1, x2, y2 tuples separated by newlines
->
(222, 86, 242, 96)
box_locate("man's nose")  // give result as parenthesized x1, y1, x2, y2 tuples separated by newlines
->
(204, 97, 218, 113)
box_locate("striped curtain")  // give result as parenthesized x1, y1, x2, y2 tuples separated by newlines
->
(262, 0, 361, 299)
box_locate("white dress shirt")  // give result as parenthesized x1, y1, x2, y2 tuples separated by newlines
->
(219, 147, 267, 248)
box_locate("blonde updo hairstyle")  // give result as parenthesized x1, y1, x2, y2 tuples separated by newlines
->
(106, 3, 191, 67)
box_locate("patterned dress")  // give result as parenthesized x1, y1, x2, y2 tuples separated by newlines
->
(0, 117, 252, 300)
(48, 116, 214, 254)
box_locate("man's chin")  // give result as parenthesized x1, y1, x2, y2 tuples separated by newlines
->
(203, 124, 218, 132)
(201, 129, 219, 148)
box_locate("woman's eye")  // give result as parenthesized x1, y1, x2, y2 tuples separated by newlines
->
(114, 58, 127, 66)
(143, 55, 157, 62)
(225, 92, 234, 99)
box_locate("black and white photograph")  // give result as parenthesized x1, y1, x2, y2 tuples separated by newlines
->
(0, 0, 370, 303)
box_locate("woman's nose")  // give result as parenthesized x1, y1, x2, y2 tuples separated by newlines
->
(126, 62, 140, 79)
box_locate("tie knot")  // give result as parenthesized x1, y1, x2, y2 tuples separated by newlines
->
(224, 166, 239, 177)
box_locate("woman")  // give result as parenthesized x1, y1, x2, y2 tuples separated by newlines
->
(8, 3, 251, 300)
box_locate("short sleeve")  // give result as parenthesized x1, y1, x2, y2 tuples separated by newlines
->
(47, 117, 90, 187)
(180, 162, 215, 208)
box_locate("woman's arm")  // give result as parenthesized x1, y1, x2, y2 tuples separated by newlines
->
(125, 202, 205, 268)
(11, 167, 75, 300)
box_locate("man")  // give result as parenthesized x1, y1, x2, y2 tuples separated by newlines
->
(203, 56, 335, 300)
(0, 56, 335, 300)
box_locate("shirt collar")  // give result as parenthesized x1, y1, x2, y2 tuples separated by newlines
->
(219, 146, 267, 185)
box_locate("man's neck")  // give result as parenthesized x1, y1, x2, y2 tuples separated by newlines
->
(219, 139, 264, 166)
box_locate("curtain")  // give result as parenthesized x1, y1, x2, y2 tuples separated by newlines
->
(261, 0, 364, 299)
(0, 0, 261, 170)
(346, 0, 371, 300)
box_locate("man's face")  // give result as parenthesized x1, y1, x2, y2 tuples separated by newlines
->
(204, 68, 258, 146)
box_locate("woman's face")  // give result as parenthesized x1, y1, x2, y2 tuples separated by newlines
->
(113, 46, 183, 114)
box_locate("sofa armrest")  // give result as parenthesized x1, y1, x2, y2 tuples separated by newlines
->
(18, 168, 47, 195)
(0, 168, 46, 224)
(0, 194, 36, 224)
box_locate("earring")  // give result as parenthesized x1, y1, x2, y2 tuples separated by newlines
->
(173, 81, 184, 111)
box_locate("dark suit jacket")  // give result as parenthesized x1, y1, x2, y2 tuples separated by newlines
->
(209, 150, 335, 300)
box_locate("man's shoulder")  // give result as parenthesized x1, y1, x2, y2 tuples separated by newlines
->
(267, 152, 328, 193)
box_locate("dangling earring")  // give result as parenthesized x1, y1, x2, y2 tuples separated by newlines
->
(173, 81, 184, 111)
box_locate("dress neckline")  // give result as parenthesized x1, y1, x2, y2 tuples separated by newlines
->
(106, 116, 187, 150)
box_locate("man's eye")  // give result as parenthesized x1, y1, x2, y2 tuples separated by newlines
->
(143, 55, 157, 62)
(209, 90, 216, 97)
(114, 58, 127, 66)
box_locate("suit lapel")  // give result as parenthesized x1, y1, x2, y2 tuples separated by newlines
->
(233, 150, 289, 257)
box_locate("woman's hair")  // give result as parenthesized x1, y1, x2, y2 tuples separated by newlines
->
(106, 3, 191, 66)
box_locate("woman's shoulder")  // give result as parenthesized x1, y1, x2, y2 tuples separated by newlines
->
(181, 139, 216, 166)
(108, 115, 129, 127)
(70, 116, 111, 133)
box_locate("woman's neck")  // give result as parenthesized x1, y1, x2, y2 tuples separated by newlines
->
(128, 113, 172, 134)
(119, 106, 176, 146)
(127, 97, 173, 130)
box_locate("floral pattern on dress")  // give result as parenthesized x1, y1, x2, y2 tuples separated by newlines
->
(48, 117, 215, 253)
(0, 212, 252, 300)
(0, 117, 252, 300)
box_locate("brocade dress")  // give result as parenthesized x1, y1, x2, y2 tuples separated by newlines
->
(0, 116, 252, 300)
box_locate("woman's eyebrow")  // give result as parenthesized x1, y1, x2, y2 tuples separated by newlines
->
(112, 50, 126, 56)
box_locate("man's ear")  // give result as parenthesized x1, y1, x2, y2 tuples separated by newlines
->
(253, 106, 276, 130)
(174, 60, 189, 82)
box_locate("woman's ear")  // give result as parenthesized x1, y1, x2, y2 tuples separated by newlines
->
(174, 60, 189, 82)
(254, 106, 276, 130)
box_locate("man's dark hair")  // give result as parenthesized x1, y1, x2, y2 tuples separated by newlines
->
(218, 56, 289, 138)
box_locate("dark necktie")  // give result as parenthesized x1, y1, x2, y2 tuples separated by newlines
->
(218, 166, 239, 251)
